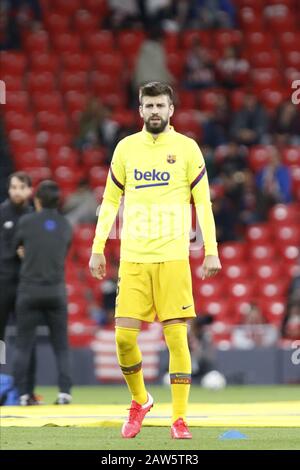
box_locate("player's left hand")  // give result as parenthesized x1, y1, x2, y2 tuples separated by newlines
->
(200, 255, 222, 280)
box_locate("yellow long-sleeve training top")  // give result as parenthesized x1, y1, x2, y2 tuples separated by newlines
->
(92, 126, 218, 262)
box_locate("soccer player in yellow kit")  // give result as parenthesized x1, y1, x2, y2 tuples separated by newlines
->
(89, 82, 221, 439)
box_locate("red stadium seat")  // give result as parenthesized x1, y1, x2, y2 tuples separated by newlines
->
(198, 89, 224, 112)
(21, 167, 52, 186)
(73, 224, 95, 248)
(31, 92, 63, 113)
(30, 53, 59, 74)
(163, 32, 179, 53)
(249, 244, 277, 262)
(82, 148, 107, 169)
(275, 225, 300, 245)
(248, 50, 280, 69)
(222, 264, 251, 281)
(82, 30, 115, 53)
(49, 147, 79, 169)
(248, 145, 272, 172)
(251, 68, 282, 91)
(214, 29, 242, 51)
(5, 111, 34, 133)
(259, 89, 288, 111)
(46, 133, 71, 153)
(230, 89, 246, 111)
(265, 8, 296, 33)
(166, 52, 185, 79)
(256, 281, 288, 299)
(277, 244, 300, 264)
(62, 53, 91, 73)
(269, 203, 300, 224)
(90, 72, 121, 95)
(94, 53, 124, 75)
(172, 111, 202, 138)
(200, 300, 240, 324)
(59, 72, 87, 93)
(84, 0, 108, 16)
(117, 31, 145, 55)
(251, 262, 282, 283)
(258, 299, 286, 326)
(5, 91, 29, 113)
(278, 31, 300, 51)
(177, 91, 197, 109)
(73, 9, 98, 35)
(246, 223, 272, 244)
(54, 166, 79, 190)
(244, 31, 274, 50)
(27, 72, 56, 94)
(44, 13, 69, 34)
(36, 111, 69, 133)
(2, 74, 23, 92)
(194, 279, 225, 300)
(219, 242, 246, 264)
(0, 52, 27, 75)
(52, 33, 81, 54)
(24, 31, 49, 54)
(52, 0, 81, 16)
(226, 280, 256, 300)
(112, 109, 136, 127)
(9, 130, 36, 153)
(239, 7, 264, 31)
(282, 147, 300, 167)
(89, 166, 109, 188)
(284, 50, 300, 69)
(14, 149, 48, 169)
(65, 91, 87, 114)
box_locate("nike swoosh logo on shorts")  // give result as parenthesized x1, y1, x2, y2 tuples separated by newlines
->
(182, 305, 192, 310)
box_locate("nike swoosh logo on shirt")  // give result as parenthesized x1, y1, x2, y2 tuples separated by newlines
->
(182, 305, 192, 310)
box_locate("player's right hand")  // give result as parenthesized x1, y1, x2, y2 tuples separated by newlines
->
(89, 253, 106, 280)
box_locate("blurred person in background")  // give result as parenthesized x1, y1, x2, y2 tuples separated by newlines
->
(0, 0, 42, 50)
(76, 97, 120, 153)
(271, 101, 300, 146)
(133, 27, 173, 94)
(62, 179, 98, 227)
(256, 147, 292, 220)
(13, 180, 73, 406)
(230, 93, 269, 146)
(183, 38, 216, 90)
(107, 0, 141, 29)
(281, 302, 300, 340)
(216, 46, 249, 89)
(191, 0, 236, 29)
(202, 95, 231, 147)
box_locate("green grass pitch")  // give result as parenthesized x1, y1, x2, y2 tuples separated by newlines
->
(1, 385, 300, 450)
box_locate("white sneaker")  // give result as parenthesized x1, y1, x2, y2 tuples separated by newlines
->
(54, 393, 72, 405)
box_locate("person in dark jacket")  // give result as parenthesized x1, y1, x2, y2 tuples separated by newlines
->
(0, 171, 39, 405)
(13, 180, 73, 405)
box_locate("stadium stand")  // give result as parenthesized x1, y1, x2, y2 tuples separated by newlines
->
(1, 0, 300, 379)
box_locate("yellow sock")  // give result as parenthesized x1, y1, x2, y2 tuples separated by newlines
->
(163, 322, 191, 422)
(115, 326, 148, 405)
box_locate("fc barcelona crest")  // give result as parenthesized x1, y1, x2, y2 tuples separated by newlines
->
(167, 155, 176, 164)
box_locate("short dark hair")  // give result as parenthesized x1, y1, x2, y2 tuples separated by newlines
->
(139, 81, 174, 104)
(35, 180, 60, 209)
(8, 171, 32, 188)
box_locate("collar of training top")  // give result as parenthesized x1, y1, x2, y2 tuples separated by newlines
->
(141, 125, 175, 144)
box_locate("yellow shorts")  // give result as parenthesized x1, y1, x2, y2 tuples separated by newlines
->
(115, 260, 196, 323)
